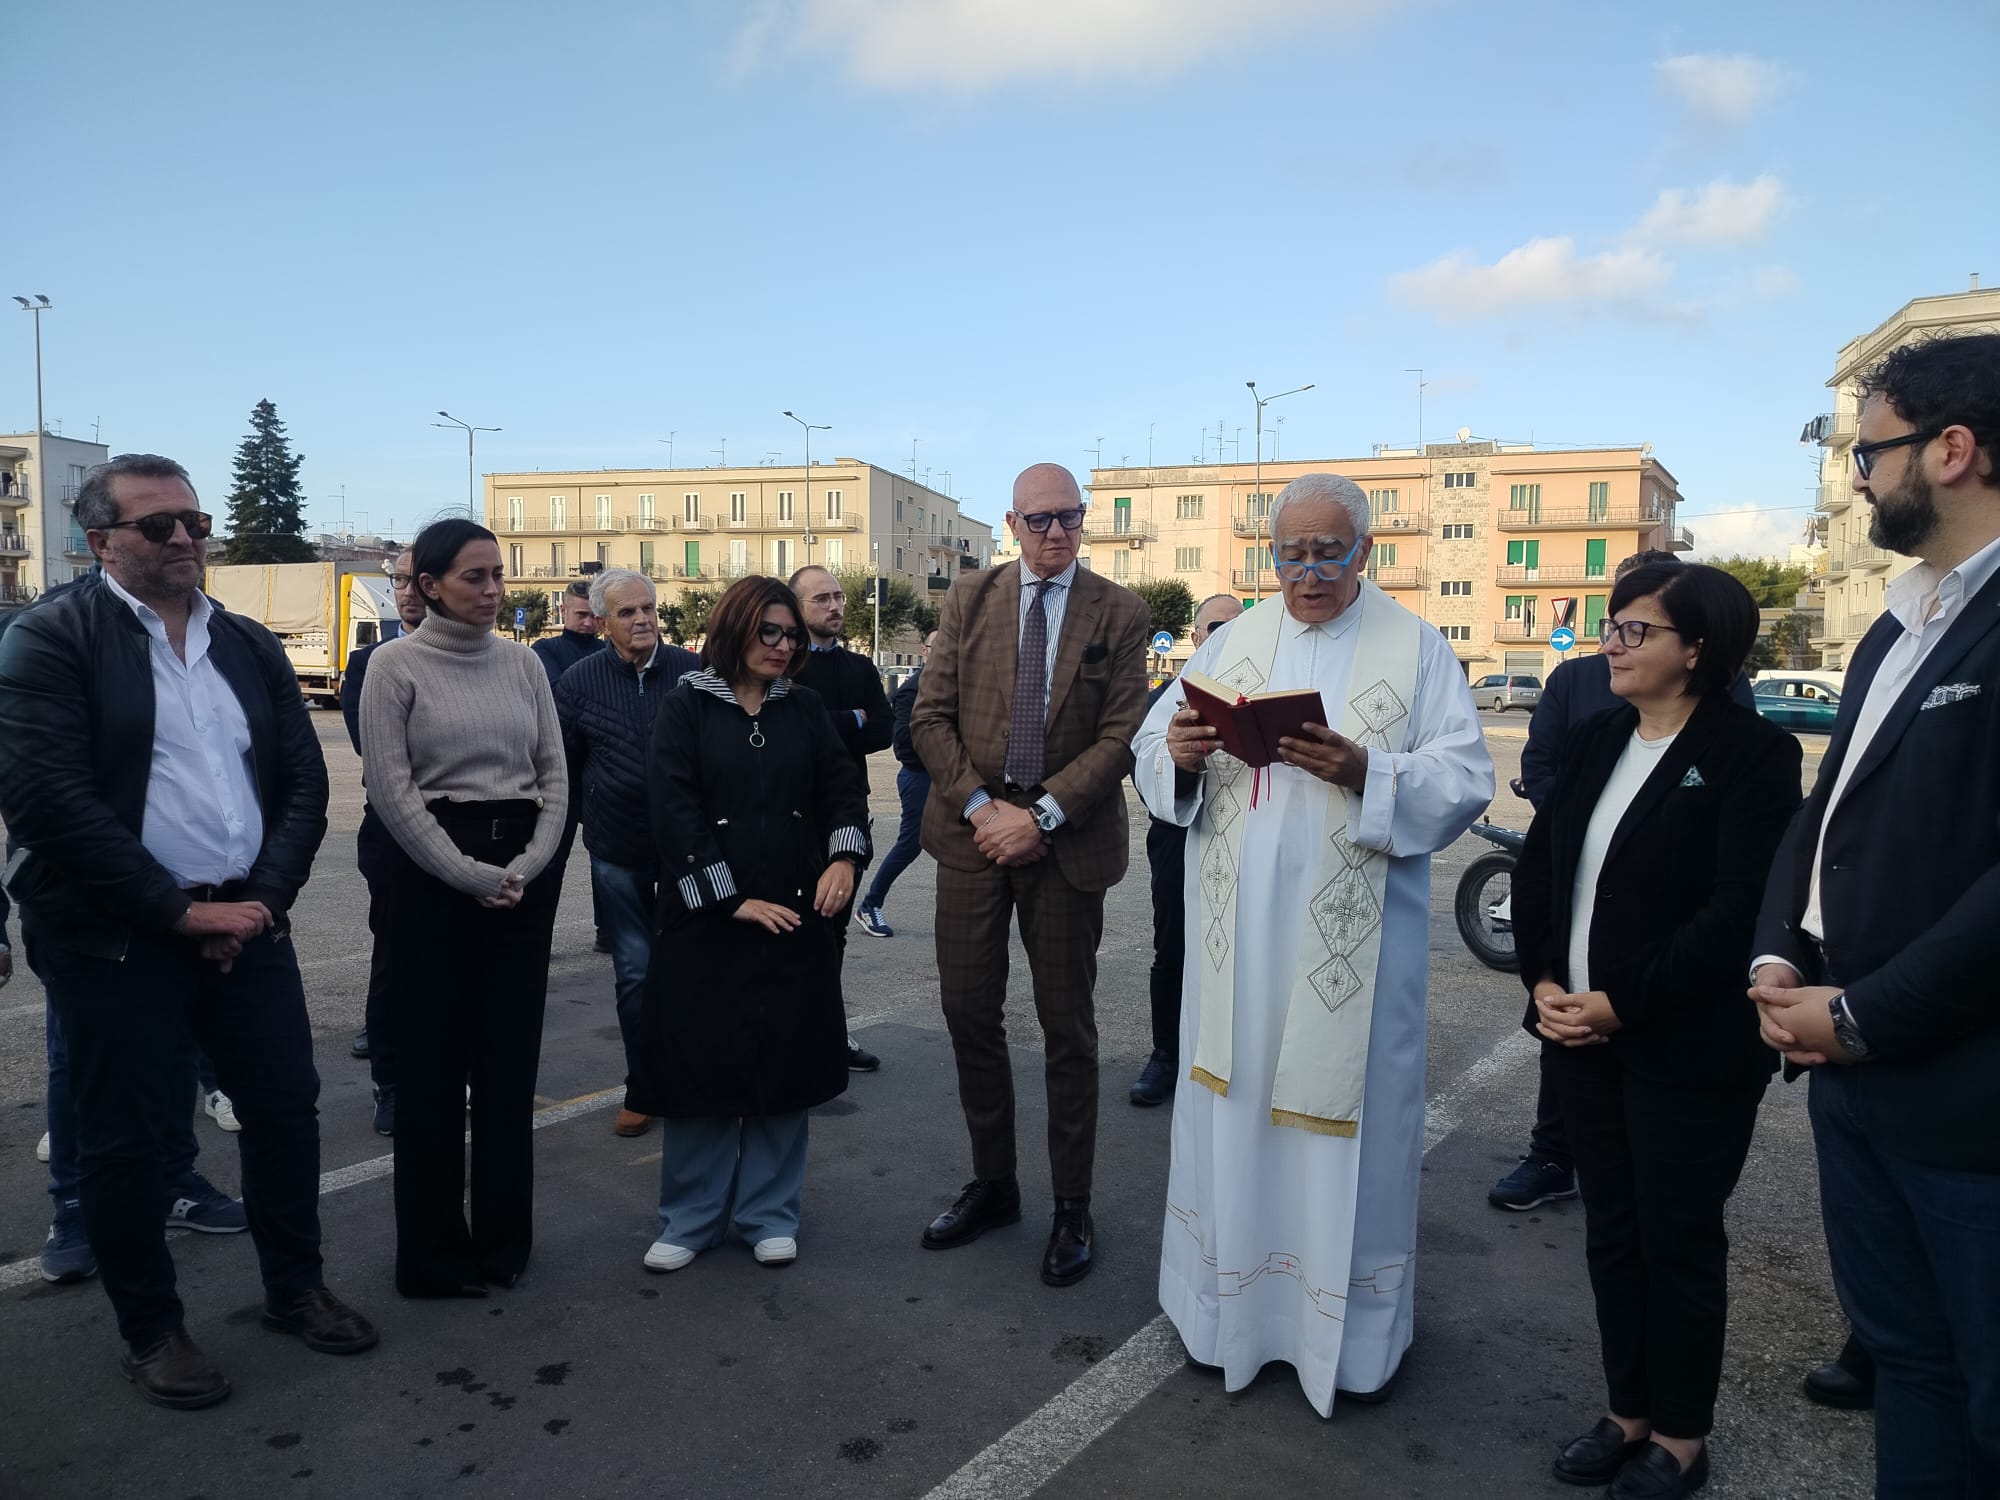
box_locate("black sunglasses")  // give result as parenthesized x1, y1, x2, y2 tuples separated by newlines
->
(1016, 507, 1086, 534)
(1853, 429, 1936, 480)
(97, 510, 212, 543)
(755, 622, 808, 648)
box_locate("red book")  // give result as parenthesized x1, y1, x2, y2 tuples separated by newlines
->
(1178, 669, 1329, 769)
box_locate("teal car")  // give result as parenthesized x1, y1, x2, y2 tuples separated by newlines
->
(1754, 677, 1840, 734)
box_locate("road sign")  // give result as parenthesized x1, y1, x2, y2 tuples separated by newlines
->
(514, 607, 527, 631)
(1151, 631, 1176, 654)
(1549, 626, 1576, 652)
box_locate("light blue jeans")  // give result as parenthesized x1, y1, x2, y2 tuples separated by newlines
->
(589, 858, 657, 1090)
(657, 1113, 810, 1247)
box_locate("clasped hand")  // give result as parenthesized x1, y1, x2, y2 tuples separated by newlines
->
(1747, 963, 1860, 1067)
(732, 862, 857, 934)
(1533, 981, 1621, 1047)
(176, 899, 275, 974)
(973, 801, 1049, 867)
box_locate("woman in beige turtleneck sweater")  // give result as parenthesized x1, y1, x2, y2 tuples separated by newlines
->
(358, 518, 568, 1299)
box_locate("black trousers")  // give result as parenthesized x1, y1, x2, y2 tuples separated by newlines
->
(1550, 1043, 1764, 1438)
(1145, 818, 1185, 1059)
(358, 804, 394, 1088)
(359, 802, 560, 1294)
(31, 925, 323, 1347)
(1527, 1048, 1572, 1172)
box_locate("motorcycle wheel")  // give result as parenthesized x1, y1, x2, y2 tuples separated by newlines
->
(1455, 850, 1517, 972)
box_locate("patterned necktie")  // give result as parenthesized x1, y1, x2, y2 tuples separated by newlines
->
(1005, 579, 1051, 787)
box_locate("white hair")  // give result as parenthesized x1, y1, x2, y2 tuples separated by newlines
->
(587, 567, 655, 617)
(1266, 472, 1370, 546)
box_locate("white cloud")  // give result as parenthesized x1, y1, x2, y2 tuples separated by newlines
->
(1655, 53, 1786, 127)
(1687, 507, 1813, 563)
(731, 0, 1398, 90)
(1388, 237, 1676, 325)
(1626, 175, 1788, 248)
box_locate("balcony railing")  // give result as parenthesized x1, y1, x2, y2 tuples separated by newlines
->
(1494, 565, 1609, 586)
(1670, 525, 1696, 552)
(1496, 504, 1668, 531)
(1829, 411, 1859, 447)
(1368, 511, 1430, 536)
(1231, 513, 1273, 538)
(0, 532, 29, 558)
(1850, 541, 1891, 569)
(64, 531, 91, 556)
(502, 513, 626, 535)
(1818, 482, 1854, 514)
(1229, 568, 1272, 589)
(1082, 515, 1157, 543)
(0, 583, 36, 606)
(1367, 566, 1426, 589)
(672, 563, 711, 580)
(0, 478, 27, 504)
(1493, 619, 1547, 642)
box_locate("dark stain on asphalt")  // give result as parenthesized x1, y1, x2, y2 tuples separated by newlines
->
(839, 1437, 883, 1463)
(1053, 1334, 1108, 1364)
(535, 1362, 572, 1386)
(416, 1438, 433, 1448)
(291, 1470, 313, 1480)
(463, 1383, 488, 1394)
(918, 1363, 935, 1374)
(717, 1355, 739, 1368)
(457, 1423, 475, 1433)
(758, 1289, 788, 1323)
(458, 1463, 479, 1477)
(266, 1433, 303, 1450)
(224, 1305, 261, 1327)
(436, 1368, 476, 1388)
(905, 1296, 921, 1303)
(488, 1393, 517, 1411)
(593, 1025, 622, 1042)
(637, 1288, 660, 1300)
(544, 1419, 570, 1436)
(1406, 1440, 1436, 1463)
(886, 1418, 918, 1434)
(488, 1307, 504, 1316)
(871, 1166, 891, 1177)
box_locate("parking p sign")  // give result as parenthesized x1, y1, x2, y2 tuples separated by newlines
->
(514, 606, 527, 632)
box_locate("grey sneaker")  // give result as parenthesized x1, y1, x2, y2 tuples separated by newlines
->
(166, 1175, 248, 1234)
(42, 1201, 98, 1283)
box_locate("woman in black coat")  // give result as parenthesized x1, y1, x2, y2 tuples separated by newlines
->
(1511, 563, 1801, 1500)
(629, 575, 870, 1274)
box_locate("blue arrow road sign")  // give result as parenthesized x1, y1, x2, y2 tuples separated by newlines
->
(1549, 626, 1576, 652)
(1151, 631, 1176, 653)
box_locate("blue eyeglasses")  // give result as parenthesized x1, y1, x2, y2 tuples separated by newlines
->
(1272, 537, 1363, 581)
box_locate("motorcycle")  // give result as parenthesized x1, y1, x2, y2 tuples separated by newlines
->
(1456, 784, 1528, 972)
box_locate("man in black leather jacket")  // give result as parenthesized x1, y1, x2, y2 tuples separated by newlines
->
(0, 453, 376, 1410)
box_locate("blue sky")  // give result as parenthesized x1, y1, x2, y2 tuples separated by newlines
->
(9, 0, 1998, 557)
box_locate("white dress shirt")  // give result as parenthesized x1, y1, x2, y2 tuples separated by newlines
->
(104, 573, 263, 886)
(961, 558, 1080, 827)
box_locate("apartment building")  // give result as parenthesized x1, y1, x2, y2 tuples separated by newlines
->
(0, 432, 112, 618)
(482, 459, 993, 655)
(1082, 436, 1690, 677)
(1811, 280, 2000, 670)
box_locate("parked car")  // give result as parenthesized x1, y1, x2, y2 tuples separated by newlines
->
(1471, 673, 1543, 712)
(1753, 676, 1841, 734)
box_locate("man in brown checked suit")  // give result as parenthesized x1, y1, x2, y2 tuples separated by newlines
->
(911, 461, 1150, 1287)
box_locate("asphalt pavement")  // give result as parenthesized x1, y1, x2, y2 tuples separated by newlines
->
(0, 712, 1866, 1499)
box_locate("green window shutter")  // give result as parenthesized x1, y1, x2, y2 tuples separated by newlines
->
(1585, 539, 1606, 577)
(1584, 594, 1607, 636)
(685, 541, 700, 574)
(1506, 540, 1523, 565)
(640, 540, 654, 570)
(1524, 540, 1539, 569)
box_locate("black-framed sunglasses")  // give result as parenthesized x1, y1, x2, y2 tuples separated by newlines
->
(755, 622, 808, 648)
(1599, 617, 1688, 649)
(387, 572, 415, 588)
(1016, 507, 1087, 534)
(1853, 429, 1937, 479)
(97, 510, 212, 543)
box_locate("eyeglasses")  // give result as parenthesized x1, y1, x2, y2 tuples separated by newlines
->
(97, 510, 212, 543)
(388, 573, 414, 589)
(1853, 429, 1937, 479)
(755, 622, 808, 648)
(1273, 537, 1363, 582)
(1016, 507, 1086, 534)
(804, 590, 845, 606)
(1599, 617, 1687, 648)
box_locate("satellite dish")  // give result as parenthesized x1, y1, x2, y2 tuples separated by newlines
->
(1455, 426, 1471, 443)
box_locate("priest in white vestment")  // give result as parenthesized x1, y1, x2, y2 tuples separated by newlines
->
(1134, 473, 1492, 1416)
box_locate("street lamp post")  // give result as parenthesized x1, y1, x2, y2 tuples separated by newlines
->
(1247, 380, 1314, 600)
(433, 411, 500, 520)
(11, 295, 51, 438)
(783, 410, 831, 564)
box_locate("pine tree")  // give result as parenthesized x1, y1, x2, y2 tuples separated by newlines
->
(221, 398, 315, 563)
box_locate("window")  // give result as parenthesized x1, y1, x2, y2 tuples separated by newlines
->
(639, 540, 655, 571)
(1506, 540, 1541, 573)
(730, 491, 747, 524)
(551, 542, 566, 575)
(1176, 493, 1205, 520)
(1588, 481, 1610, 519)
(683, 492, 701, 523)
(1439, 580, 1472, 597)
(593, 494, 613, 529)
(1374, 542, 1398, 566)
(1442, 471, 1477, 489)
(1441, 625, 1472, 641)
(777, 490, 795, 523)
(894, 546, 904, 572)
(825, 489, 843, 521)
(1112, 550, 1131, 579)
(1244, 546, 1272, 572)
(1440, 523, 1474, 540)
(728, 538, 748, 574)
(1113, 496, 1133, 534)
(1368, 487, 1400, 514)
(507, 497, 524, 532)
(1585, 538, 1607, 578)
(508, 543, 524, 575)
(1508, 483, 1542, 518)
(771, 539, 790, 576)
(1175, 547, 1202, 572)
(825, 538, 844, 569)
(549, 494, 567, 529)
(596, 543, 610, 565)
(1243, 491, 1273, 521)
(638, 493, 656, 527)
(685, 540, 702, 577)
(1584, 593, 1608, 638)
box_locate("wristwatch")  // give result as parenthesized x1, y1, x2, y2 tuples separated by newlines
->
(1033, 805, 1062, 833)
(1828, 993, 1872, 1060)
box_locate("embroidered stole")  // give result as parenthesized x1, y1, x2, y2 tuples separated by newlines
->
(1188, 582, 1424, 1136)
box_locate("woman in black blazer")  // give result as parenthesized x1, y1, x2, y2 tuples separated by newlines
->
(1512, 563, 1801, 1500)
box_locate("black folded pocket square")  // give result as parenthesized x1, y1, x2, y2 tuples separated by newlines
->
(1081, 643, 1108, 664)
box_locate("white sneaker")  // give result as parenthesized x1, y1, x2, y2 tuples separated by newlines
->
(203, 1090, 242, 1132)
(643, 1240, 696, 1273)
(752, 1236, 797, 1266)
(36, 1132, 50, 1163)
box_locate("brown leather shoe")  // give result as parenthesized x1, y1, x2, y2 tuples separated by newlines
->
(121, 1329, 231, 1409)
(613, 1108, 653, 1137)
(261, 1287, 379, 1355)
